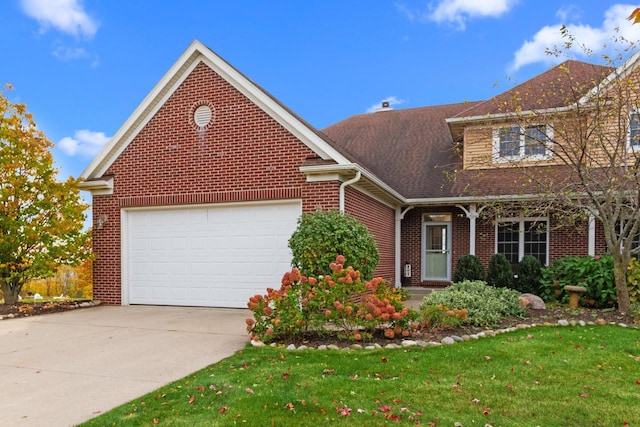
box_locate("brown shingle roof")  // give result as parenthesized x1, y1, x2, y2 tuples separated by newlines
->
(455, 60, 613, 118)
(321, 102, 482, 199)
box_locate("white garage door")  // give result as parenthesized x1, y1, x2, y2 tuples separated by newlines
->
(124, 201, 301, 308)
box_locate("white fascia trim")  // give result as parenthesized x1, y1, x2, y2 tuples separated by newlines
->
(446, 105, 578, 125)
(579, 51, 640, 105)
(77, 178, 113, 195)
(405, 193, 546, 206)
(299, 163, 406, 203)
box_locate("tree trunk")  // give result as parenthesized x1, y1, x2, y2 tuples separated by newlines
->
(613, 258, 631, 314)
(1, 276, 23, 305)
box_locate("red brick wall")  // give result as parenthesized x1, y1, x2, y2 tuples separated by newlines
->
(344, 187, 396, 282)
(400, 206, 605, 289)
(92, 62, 342, 304)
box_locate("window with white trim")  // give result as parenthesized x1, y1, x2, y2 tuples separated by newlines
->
(493, 125, 552, 162)
(496, 218, 548, 267)
(628, 111, 640, 151)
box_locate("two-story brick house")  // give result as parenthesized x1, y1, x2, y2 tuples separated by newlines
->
(80, 40, 638, 308)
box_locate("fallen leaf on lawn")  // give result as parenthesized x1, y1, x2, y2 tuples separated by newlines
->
(282, 372, 290, 380)
(580, 392, 589, 398)
(188, 396, 195, 404)
(285, 402, 294, 411)
(218, 406, 228, 413)
(336, 406, 351, 416)
(386, 413, 400, 422)
(379, 405, 392, 412)
(323, 369, 335, 375)
(197, 385, 205, 392)
(472, 398, 480, 404)
(153, 418, 159, 425)
(381, 357, 388, 363)
(484, 356, 491, 360)
(357, 408, 365, 414)
(245, 387, 254, 394)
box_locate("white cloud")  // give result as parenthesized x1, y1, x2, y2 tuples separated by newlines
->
(428, 0, 518, 30)
(20, 0, 98, 38)
(58, 130, 110, 157)
(367, 96, 406, 113)
(510, 4, 640, 71)
(52, 44, 89, 61)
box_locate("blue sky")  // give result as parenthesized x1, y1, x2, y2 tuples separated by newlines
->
(3, 1, 640, 181)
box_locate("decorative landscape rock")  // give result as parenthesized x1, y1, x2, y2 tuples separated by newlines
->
(519, 293, 546, 310)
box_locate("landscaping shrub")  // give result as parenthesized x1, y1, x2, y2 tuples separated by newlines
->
(419, 280, 526, 327)
(420, 304, 467, 329)
(246, 255, 416, 342)
(516, 255, 542, 294)
(288, 210, 379, 280)
(627, 257, 640, 304)
(452, 254, 485, 283)
(539, 255, 616, 307)
(486, 253, 514, 288)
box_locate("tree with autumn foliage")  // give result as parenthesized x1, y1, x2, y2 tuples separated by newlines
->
(461, 27, 640, 314)
(0, 85, 90, 305)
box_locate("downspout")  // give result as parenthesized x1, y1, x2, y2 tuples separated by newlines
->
(339, 171, 361, 213)
(395, 206, 414, 288)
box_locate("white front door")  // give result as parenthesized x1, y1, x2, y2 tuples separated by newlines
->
(422, 215, 452, 281)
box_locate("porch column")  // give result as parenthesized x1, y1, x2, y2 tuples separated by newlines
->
(588, 213, 596, 256)
(455, 204, 484, 255)
(395, 206, 414, 288)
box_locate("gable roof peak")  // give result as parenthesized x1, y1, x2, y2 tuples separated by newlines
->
(79, 39, 351, 183)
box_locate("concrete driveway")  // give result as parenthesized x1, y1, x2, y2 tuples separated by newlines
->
(0, 305, 250, 426)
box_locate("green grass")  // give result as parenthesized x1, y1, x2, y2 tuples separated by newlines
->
(81, 325, 640, 426)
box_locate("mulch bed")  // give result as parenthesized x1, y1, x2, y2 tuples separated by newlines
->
(0, 300, 94, 319)
(274, 306, 638, 348)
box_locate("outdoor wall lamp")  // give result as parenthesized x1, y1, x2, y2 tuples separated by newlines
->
(97, 214, 108, 229)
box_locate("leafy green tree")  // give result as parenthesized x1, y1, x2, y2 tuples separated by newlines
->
(0, 85, 90, 305)
(288, 210, 379, 280)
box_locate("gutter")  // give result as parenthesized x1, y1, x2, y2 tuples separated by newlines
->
(339, 171, 361, 213)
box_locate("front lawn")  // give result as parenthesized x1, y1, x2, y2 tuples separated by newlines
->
(81, 324, 640, 426)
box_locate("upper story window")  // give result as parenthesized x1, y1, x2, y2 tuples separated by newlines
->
(493, 124, 552, 162)
(628, 111, 640, 152)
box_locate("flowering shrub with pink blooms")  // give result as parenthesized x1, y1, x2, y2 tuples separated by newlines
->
(246, 255, 417, 343)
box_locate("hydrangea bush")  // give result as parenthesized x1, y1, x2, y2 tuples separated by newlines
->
(246, 256, 416, 342)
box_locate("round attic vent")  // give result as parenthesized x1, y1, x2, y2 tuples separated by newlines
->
(194, 105, 212, 128)
(189, 100, 215, 130)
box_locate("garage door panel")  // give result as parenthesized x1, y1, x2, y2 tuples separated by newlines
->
(126, 201, 300, 308)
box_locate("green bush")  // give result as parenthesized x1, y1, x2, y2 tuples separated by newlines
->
(419, 280, 526, 327)
(539, 255, 616, 307)
(627, 257, 640, 304)
(516, 255, 542, 294)
(246, 255, 416, 342)
(452, 254, 485, 283)
(487, 253, 514, 288)
(288, 210, 379, 280)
